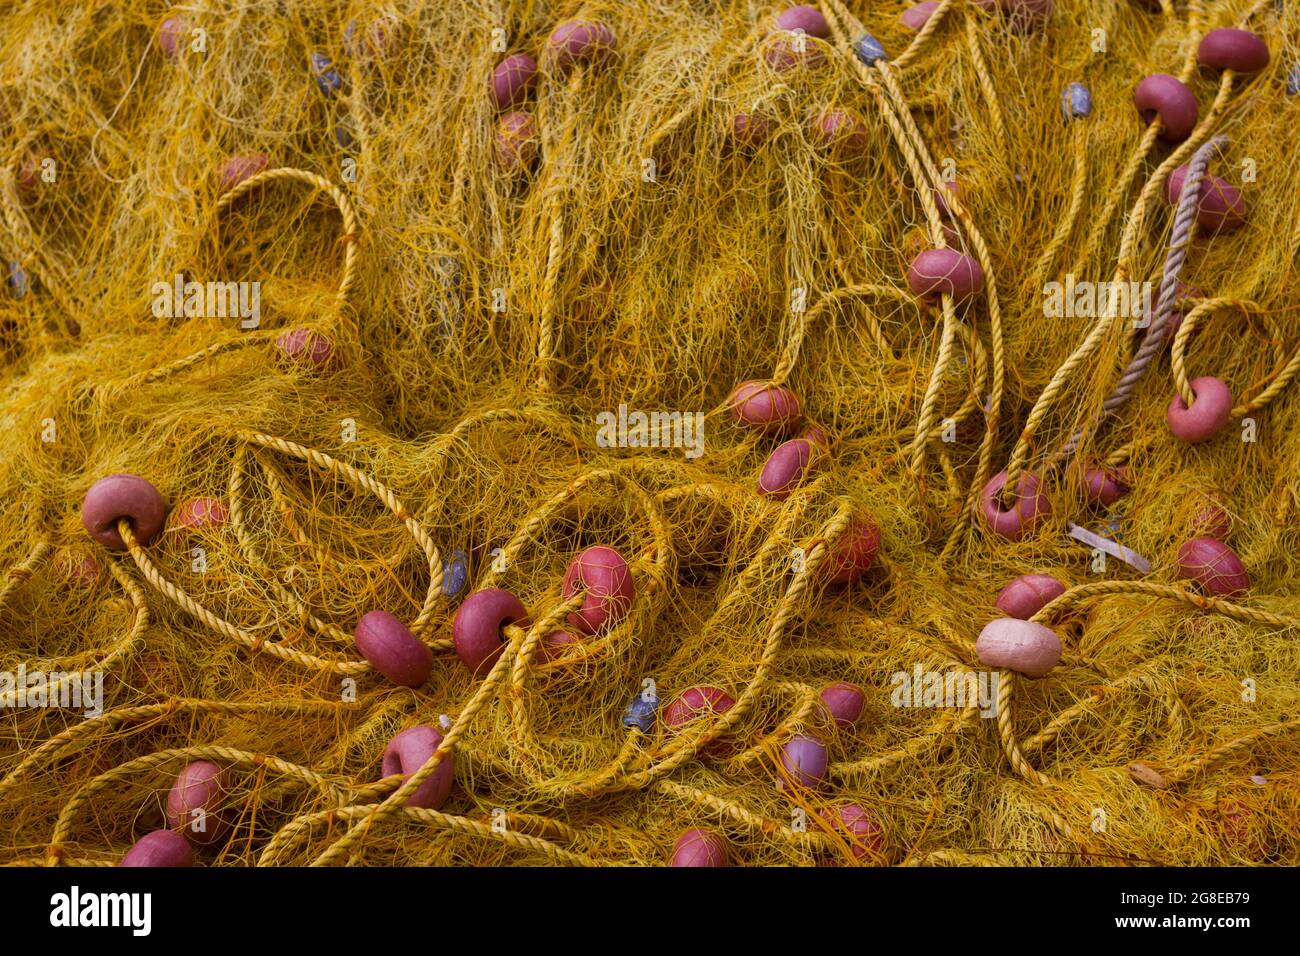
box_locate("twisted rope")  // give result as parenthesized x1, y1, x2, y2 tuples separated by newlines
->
(216, 166, 359, 305)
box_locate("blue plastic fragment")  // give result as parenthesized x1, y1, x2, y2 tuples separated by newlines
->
(8, 262, 28, 299)
(441, 548, 469, 597)
(1288, 65, 1300, 96)
(622, 691, 658, 732)
(1061, 82, 1092, 120)
(311, 52, 342, 97)
(334, 117, 355, 151)
(853, 33, 887, 66)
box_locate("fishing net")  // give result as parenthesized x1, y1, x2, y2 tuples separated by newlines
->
(1, 0, 1298, 867)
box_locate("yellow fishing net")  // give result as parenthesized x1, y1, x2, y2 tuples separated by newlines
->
(1, 0, 1298, 867)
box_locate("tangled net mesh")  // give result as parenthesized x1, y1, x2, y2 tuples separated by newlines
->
(1, 0, 1299, 867)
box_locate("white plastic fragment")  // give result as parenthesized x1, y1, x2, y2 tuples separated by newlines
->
(1067, 523, 1152, 573)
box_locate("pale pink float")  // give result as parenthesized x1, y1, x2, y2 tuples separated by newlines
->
(975, 618, 1062, 677)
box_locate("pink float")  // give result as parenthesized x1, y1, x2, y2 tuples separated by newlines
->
(1197, 29, 1270, 74)
(995, 574, 1066, 620)
(175, 496, 227, 531)
(1177, 536, 1249, 597)
(906, 249, 985, 301)
(355, 610, 433, 687)
(778, 734, 828, 790)
(381, 725, 454, 809)
(1133, 75, 1197, 142)
(758, 438, 816, 500)
(218, 154, 269, 191)
(120, 829, 193, 867)
(671, 828, 729, 867)
(159, 17, 188, 58)
(562, 545, 634, 634)
(810, 109, 869, 153)
(665, 686, 735, 755)
(1079, 465, 1129, 507)
(82, 474, 167, 550)
(1167, 376, 1232, 443)
(454, 588, 530, 673)
(819, 682, 866, 729)
(1163, 165, 1246, 233)
(732, 111, 776, 149)
(166, 760, 228, 846)
(978, 470, 1051, 541)
(901, 2, 940, 30)
(775, 5, 830, 36)
(818, 803, 886, 862)
(491, 53, 538, 109)
(494, 111, 538, 174)
(275, 327, 335, 369)
(824, 518, 882, 584)
(728, 380, 801, 430)
(547, 21, 616, 70)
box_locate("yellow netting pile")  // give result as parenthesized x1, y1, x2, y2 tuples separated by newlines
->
(1, 0, 1299, 867)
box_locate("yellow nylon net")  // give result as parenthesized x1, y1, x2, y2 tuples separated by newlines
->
(1, 0, 1298, 866)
